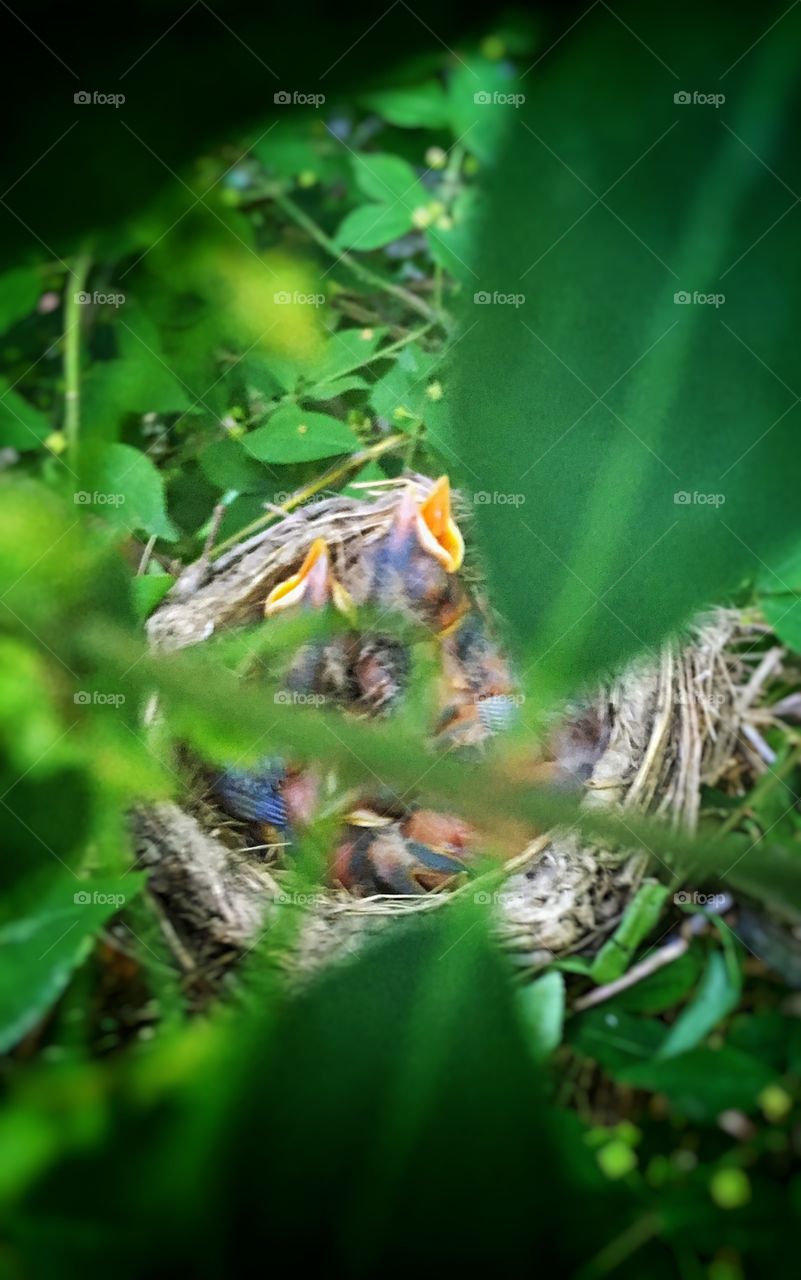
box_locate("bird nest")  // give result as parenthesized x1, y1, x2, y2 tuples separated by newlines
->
(133, 479, 773, 990)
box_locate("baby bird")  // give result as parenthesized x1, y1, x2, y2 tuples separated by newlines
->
(359, 476, 467, 635)
(331, 802, 473, 895)
(211, 757, 320, 844)
(265, 536, 411, 716)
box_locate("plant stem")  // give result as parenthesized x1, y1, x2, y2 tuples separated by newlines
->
(63, 250, 91, 464)
(274, 192, 441, 326)
(713, 738, 801, 841)
(212, 431, 407, 557)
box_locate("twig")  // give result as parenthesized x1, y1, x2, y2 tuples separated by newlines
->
(572, 935, 689, 1013)
(63, 249, 92, 463)
(212, 431, 407, 556)
(137, 536, 157, 576)
(274, 191, 442, 326)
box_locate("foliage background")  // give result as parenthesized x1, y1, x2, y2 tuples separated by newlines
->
(2, 1, 801, 1275)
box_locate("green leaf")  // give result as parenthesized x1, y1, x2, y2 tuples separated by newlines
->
(0, 266, 41, 335)
(447, 57, 525, 163)
(132, 574, 174, 621)
(606, 947, 702, 1014)
(447, 4, 801, 704)
(334, 203, 414, 251)
(84, 442, 178, 540)
(518, 970, 565, 1061)
(370, 342, 448, 432)
(306, 374, 369, 400)
(0, 876, 144, 1054)
(0, 380, 51, 451)
(568, 1008, 666, 1072)
(426, 189, 482, 285)
(310, 326, 389, 382)
(618, 1047, 776, 1120)
(758, 538, 801, 651)
(352, 153, 420, 204)
(590, 884, 670, 984)
(199, 437, 271, 493)
(361, 82, 451, 130)
(243, 404, 360, 463)
(657, 949, 741, 1059)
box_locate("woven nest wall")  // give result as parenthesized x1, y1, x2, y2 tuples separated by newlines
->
(133, 479, 770, 987)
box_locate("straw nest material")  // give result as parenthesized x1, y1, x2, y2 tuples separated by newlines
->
(133, 479, 775, 988)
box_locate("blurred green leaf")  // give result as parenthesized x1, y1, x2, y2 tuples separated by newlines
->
(619, 1047, 776, 1120)
(132, 575, 175, 621)
(590, 884, 670, 984)
(0, 267, 41, 335)
(758, 539, 801, 652)
(334, 203, 414, 251)
(605, 947, 702, 1014)
(352, 153, 420, 204)
(244, 405, 360, 462)
(0, 381, 51, 452)
(448, 4, 801, 702)
(657, 949, 741, 1059)
(569, 1008, 666, 1072)
(518, 970, 565, 1060)
(84, 443, 178, 540)
(361, 82, 452, 129)
(0, 875, 144, 1054)
(199, 437, 270, 493)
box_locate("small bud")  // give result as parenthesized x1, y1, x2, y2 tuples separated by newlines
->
(425, 145, 448, 170)
(44, 431, 67, 455)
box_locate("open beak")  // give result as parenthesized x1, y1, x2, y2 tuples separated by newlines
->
(265, 538, 353, 616)
(387, 476, 465, 575)
(416, 476, 464, 573)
